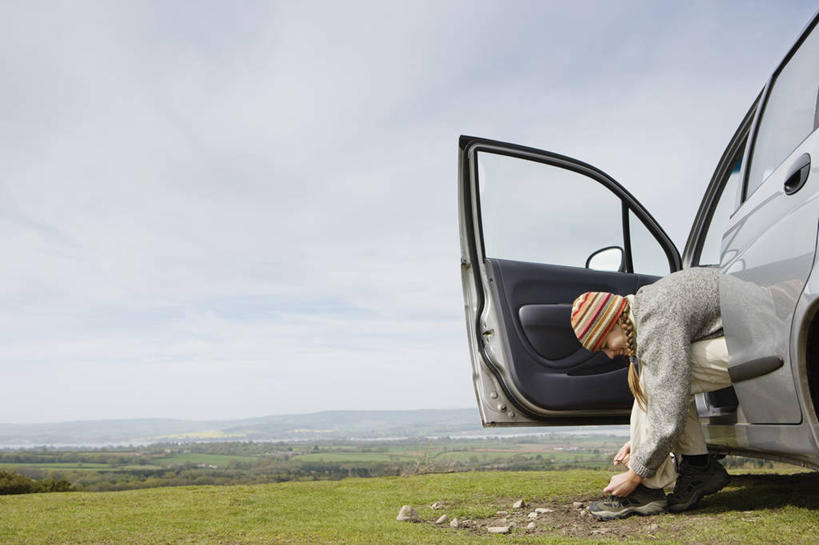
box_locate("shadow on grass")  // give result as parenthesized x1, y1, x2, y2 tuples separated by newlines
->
(693, 472, 819, 513)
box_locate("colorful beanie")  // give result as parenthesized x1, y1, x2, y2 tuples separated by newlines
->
(570, 292, 628, 352)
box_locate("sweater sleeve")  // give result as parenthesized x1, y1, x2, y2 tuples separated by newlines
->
(629, 320, 691, 478)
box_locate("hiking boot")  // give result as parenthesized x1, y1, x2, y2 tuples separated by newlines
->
(588, 484, 667, 520)
(667, 455, 730, 513)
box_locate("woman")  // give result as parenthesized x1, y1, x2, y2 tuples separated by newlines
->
(570, 267, 732, 520)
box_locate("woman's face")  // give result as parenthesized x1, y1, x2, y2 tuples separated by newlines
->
(600, 323, 628, 359)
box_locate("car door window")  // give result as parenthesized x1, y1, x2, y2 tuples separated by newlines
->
(746, 21, 819, 198)
(628, 210, 671, 276)
(698, 154, 742, 266)
(477, 150, 671, 274)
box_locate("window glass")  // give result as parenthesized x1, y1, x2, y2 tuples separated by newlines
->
(478, 151, 623, 267)
(628, 210, 671, 276)
(747, 23, 819, 197)
(699, 155, 742, 265)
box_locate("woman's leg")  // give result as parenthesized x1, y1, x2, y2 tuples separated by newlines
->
(673, 336, 732, 456)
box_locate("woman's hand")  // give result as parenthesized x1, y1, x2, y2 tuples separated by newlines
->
(613, 441, 631, 466)
(603, 468, 643, 497)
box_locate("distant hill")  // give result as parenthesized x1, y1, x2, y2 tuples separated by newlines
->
(0, 409, 626, 447)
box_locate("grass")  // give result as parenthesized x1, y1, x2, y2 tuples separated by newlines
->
(2, 469, 818, 544)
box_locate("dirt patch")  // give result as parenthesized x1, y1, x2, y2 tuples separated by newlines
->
(431, 496, 703, 540)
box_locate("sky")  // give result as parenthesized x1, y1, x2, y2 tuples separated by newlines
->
(1, 1, 817, 424)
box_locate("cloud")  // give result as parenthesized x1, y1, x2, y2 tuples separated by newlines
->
(0, 0, 816, 422)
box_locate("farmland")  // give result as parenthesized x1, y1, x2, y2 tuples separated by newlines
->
(0, 431, 780, 493)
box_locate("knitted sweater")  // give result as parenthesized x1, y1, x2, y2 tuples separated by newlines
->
(628, 267, 723, 478)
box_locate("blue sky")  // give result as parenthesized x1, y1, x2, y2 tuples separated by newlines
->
(1, 1, 816, 423)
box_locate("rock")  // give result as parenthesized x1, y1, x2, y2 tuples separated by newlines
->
(487, 526, 511, 534)
(578, 509, 588, 517)
(527, 511, 538, 519)
(591, 528, 611, 535)
(572, 502, 584, 509)
(449, 517, 460, 528)
(496, 510, 509, 516)
(396, 505, 420, 522)
(513, 499, 526, 509)
(536, 507, 554, 514)
(435, 514, 449, 524)
(431, 501, 445, 510)
(508, 521, 517, 528)
(646, 523, 659, 532)
(527, 521, 536, 530)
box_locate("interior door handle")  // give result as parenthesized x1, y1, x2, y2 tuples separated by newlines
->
(784, 153, 811, 195)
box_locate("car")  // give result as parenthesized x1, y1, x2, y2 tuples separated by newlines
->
(458, 11, 819, 469)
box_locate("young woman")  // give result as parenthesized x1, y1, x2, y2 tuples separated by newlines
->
(570, 267, 732, 520)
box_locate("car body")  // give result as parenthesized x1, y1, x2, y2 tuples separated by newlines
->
(458, 12, 819, 468)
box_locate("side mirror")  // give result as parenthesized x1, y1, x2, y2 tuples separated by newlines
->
(586, 246, 625, 272)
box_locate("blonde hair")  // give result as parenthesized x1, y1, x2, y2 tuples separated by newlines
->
(619, 300, 646, 411)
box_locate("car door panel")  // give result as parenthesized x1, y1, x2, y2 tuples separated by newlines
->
(487, 258, 663, 411)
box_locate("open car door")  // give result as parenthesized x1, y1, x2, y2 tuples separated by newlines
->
(459, 136, 681, 427)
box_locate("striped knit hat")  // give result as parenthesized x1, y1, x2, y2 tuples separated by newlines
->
(570, 292, 628, 352)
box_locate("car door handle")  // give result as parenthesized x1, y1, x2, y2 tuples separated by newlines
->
(784, 153, 811, 195)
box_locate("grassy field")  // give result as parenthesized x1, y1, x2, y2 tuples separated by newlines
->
(154, 453, 259, 467)
(2, 468, 818, 544)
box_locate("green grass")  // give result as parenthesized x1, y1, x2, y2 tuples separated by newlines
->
(2, 469, 818, 544)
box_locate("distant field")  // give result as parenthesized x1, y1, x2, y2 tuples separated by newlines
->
(0, 463, 113, 471)
(288, 452, 415, 463)
(154, 453, 258, 467)
(2, 469, 818, 544)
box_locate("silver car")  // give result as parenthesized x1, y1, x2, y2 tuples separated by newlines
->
(459, 12, 819, 468)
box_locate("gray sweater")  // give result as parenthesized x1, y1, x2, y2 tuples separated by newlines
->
(629, 267, 723, 478)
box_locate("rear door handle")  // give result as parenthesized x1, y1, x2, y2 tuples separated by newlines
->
(784, 153, 811, 195)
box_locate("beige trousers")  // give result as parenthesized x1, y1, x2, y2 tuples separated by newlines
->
(630, 336, 732, 489)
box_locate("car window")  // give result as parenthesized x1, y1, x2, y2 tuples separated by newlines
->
(746, 22, 819, 198)
(628, 210, 671, 276)
(478, 151, 623, 266)
(699, 154, 742, 266)
(477, 151, 671, 274)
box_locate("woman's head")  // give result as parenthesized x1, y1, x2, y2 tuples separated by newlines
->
(570, 292, 629, 357)
(571, 291, 645, 409)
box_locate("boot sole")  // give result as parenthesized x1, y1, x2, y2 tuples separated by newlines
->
(590, 500, 668, 521)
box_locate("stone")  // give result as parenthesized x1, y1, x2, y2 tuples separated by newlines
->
(431, 501, 445, 510)
(527, 511, 538, 519)
(435, 514, 449, 524)
(512, 499, 526, 509)
(591, 528, 611, 535)
(578, 509, 588, 517)
(496, 510, 509, 516)
(527, 521, 536, 530)
(572, 502, 584, 509)
(449, 517, 460, 528)
(646, 523, 659, 532)
(396, 505, 420, 522)
(487, 526, 511, 534)
(535, 508, 554, 514)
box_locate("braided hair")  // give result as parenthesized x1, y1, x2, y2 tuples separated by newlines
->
(619, 299, 646, 410)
